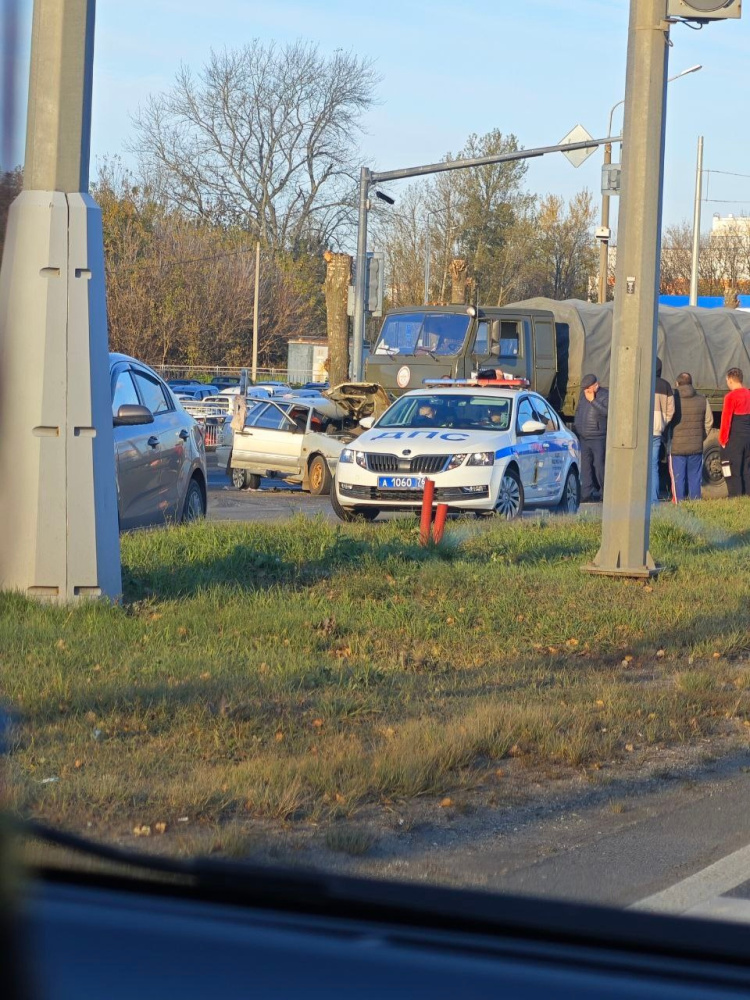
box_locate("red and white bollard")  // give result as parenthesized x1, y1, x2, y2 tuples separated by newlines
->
(432, 503, 449, 545)
(419, 479, 435, 546)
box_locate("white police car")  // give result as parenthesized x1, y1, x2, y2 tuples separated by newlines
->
(331, 379, 581, 521)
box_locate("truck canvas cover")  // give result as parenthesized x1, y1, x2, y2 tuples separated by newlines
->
(508, 297, 750, 409)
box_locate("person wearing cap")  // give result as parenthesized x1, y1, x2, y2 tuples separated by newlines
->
(651, 358, 675, 503)
(719, 367, 750, 496)
(573, 374, 609, 502)
(669, 372, 713, 502)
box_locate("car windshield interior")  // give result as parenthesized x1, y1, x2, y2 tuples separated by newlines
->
(373, 312, 470, 357)
(377, 394, 512, 431)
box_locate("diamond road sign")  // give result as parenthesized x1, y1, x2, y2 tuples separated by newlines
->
(559, 125, 596, 168)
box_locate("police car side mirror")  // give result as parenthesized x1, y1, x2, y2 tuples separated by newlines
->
(520, 419, 546, 435)
(359, 416, 374, 429)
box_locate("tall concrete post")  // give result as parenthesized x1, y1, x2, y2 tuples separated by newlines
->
(586, 0, 670, 578)
(0, 0, 121, 601)
(689, 136, 703, 307)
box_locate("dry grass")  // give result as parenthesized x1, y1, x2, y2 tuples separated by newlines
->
(3, 499, 750, 853)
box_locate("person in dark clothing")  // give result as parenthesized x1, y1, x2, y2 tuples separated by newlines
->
(652, 358, 674, 503)
(669, 372, 713, 501)
(719, 367, 750, 496)
(573, 373, 609, 502)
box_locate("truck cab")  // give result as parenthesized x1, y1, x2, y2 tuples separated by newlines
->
(364, 306, 558, 398)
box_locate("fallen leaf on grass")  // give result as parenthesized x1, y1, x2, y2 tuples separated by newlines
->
(55, 639, 66, 650)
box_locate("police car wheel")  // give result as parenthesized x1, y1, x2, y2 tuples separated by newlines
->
(330, 489, 379, 523)
(493, 467, 524, 520)
(556, 468, 581, 514)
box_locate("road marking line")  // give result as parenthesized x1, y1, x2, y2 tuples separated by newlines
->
(683, 896, 750, 924)
(631, 843, 750, 914)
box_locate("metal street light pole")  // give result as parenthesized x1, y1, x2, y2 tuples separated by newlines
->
(587, 0, 671, 579)
(0, 0, 121, 601)
(251, 240, 260, 381)
(351, 165, 371, 380)
(598, 65, 701, 304)
(689, 135, 704, 306)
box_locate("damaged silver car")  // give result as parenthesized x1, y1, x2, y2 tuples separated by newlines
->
(217, 383, 391, 495)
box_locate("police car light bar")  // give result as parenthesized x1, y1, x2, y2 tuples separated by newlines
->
(422, 377, 530, 389)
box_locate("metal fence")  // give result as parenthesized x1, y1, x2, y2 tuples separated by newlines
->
(154, 364, 316, 384)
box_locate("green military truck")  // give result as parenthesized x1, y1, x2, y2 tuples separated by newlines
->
(364, 298, 750, 485)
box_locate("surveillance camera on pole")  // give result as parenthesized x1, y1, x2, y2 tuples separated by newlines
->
(668, 0, 741, 18)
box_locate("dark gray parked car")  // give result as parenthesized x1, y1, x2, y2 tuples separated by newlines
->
(110, 353, 207, 529)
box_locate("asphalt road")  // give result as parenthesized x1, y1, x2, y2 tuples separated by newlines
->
(208, 461, 337, 523)
(206, 456, 726, 524)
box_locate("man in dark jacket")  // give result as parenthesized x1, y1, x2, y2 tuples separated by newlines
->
(573, 373, 609, 502)
(669, 372, 713, 501)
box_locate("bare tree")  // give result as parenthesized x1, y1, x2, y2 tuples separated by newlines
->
(660, 221, 693, 295)
(94, 161, 325, 368)
(131, 41, 378, 251)
(527, 191, 597, 300)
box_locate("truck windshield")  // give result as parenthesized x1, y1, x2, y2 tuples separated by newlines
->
(373, 312, 470, 357)
(377, 394, 512, 431)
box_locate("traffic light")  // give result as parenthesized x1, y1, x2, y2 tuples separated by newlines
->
(668, 0, 741, 18)
(365, 254, 384, 316)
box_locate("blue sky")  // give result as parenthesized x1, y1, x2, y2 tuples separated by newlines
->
(9, 1, 750, 243)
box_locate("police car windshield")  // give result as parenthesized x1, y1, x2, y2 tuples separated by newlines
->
(373, 312, 470, 357)
(378, 394, 512, 431)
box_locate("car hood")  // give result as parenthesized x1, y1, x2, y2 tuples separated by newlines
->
(324, 382, 392, 422)
(355, 426, 511, 455)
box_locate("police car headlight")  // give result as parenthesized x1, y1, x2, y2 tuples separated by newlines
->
(466, 451, 495, 467)
(341, 448, 367, 469)
(445, 453, 467, 471)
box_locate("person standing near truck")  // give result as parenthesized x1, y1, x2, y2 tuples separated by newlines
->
(719, 367, 750, 496)
(573, 374, 609, 503)
(652, 358, 675, 503)
(668, 372, 713, 502)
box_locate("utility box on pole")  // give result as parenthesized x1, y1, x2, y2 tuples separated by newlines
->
(365, 252, 384, 317)
(668, 0, 741, 17)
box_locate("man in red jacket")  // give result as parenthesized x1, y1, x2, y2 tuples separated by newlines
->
(719, 367, 750, 497)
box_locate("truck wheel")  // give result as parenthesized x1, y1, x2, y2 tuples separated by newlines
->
(493, 467, 524, 520)
(330, 489, 379, 522)
(232, 468, 261, 490)
(703, 432, 723, 486)
(556, 468, 581, 514)
(308, 455, 332, 496)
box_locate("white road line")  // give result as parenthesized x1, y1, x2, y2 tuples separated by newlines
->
(631, 843, 750, 915)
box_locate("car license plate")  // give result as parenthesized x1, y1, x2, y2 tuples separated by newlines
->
(377, 476, 426, 490)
